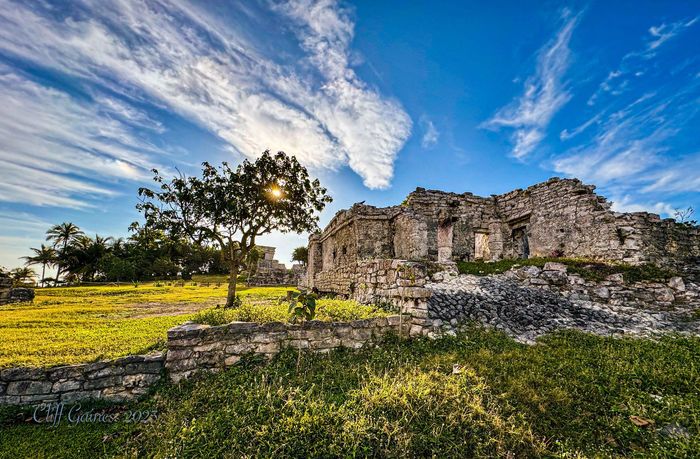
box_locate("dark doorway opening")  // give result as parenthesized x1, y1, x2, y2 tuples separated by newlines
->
(512, 227, 529, 259)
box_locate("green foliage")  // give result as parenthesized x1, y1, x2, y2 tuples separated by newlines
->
(286, 291, 317, 323)
(457, 257, 677, 283)
(9, 267, 36, 286)
(137, 151, 332, 307)
(291, 246, 308, 265)
(3, 329, 698, 457)
(192, 297, 388, 326)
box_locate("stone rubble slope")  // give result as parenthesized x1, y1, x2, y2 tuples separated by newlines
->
(427, 264, 700, 343)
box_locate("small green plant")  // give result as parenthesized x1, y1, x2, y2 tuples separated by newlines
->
(286, 291, 317, 323)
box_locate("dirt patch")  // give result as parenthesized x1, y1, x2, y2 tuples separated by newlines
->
(127, 299, 223, 318)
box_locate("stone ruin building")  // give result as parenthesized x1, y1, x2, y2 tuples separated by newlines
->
(307, 177, 700, 284)
(303, 178, 700, 341)
(246, 246, 305, 286)
(0, 273, 34, 305)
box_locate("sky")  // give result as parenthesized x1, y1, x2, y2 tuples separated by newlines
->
(0, 0, 699, 269)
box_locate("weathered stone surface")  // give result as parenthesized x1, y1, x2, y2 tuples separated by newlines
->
(52, 380, 82, 393)
(0, 353, 164, 406)
(165, 315, 406, 383)
(306, 178, 700, 291)
(7, 380, 52, 396)
(426, 270, 700, 343)
(0, 275, 35, 306)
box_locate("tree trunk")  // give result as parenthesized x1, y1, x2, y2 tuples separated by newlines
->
(225, 261, 239, 308)
(41, 264, 46, 288)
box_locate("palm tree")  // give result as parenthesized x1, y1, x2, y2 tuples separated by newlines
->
(61, 234, 113, 282)
(10, 267, 36, 285)
(46, 222, 84, 283)
(22, 244, 57, 287)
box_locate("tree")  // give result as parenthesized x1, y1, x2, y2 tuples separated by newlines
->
(10, 267, 36, 285)
(292, 246, 309, 266)
(137, 150, 332, 307)
(61, 234, 113, 282)
(674, 206, 696, 226)
(22, 244, 57, 287)
(46, 222, 84, 283)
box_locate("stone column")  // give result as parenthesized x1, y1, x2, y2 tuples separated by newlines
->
(306, 235, 323, 289)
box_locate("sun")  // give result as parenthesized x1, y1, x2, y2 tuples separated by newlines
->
(269, 186, 283, 199)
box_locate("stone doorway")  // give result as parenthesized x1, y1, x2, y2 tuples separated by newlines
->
(512, 227, 529, 259)
(437, 220, 454, 262)
(474, 232, 491, 260)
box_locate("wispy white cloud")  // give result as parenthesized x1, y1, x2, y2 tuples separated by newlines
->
(483, 12, 579, 158)
(587, 17, 698, 107)
(0, 68, 162, 207)
(0, 0, 411, 191)
(646, 17, 698, 51)
(419, 116, 439, 148)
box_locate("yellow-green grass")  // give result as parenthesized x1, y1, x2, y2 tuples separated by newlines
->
(0, 283, 226, 368)
(192, 298, 390, 325)
(0, 282, 386, 369)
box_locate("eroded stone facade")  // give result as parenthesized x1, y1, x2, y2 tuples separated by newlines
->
(307, 178, 700, 287)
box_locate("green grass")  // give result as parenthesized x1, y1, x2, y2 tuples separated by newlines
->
(1, 328, 698, 458)
(457, 257, 677, 283)
(0, 282, 380, 368)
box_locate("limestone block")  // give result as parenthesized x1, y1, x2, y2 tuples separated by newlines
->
(52, 380, 82, 393)
(656, 288, 675, 303)
(7, 380, 53, 396)
(668, 277, 686, 292)
(84, 376, 123, 390)
(1, 367, 46, 381)
(543, 262, 567, 272)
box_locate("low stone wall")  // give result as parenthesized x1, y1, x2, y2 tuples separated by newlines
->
(165, 316, 406, 382)
(0, 276, 35, 305)
(311, 258, 433, 336)
(0, 353, 164, 406)
(427, 264, 700, 343)
(0, 276, 11, 305)
(504, 262, 699, 308)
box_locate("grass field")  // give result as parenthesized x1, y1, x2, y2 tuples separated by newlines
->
(1, 328, 698, 458)
(0, 282, 383, 368)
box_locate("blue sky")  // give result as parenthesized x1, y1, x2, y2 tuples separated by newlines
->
(0, 0, 698, 268)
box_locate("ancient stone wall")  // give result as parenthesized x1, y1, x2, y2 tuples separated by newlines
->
(426, 264, 700, 342)
(309, 258, 432, 336)
(165, 317, 406, 383)
(308, 177, 700, 272)
(0, 353, 164, 406)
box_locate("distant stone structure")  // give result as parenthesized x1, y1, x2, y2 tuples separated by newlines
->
(306, 178, 700, 291)
(246, 246, 304, 286)
(0, 274, 34, 305)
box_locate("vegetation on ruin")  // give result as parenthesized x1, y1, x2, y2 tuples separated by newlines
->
(192, 297, 388, 326)
(457, 257, 677, 283)
(1, 328, 698, 458)
(0, 282, 377, 368)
